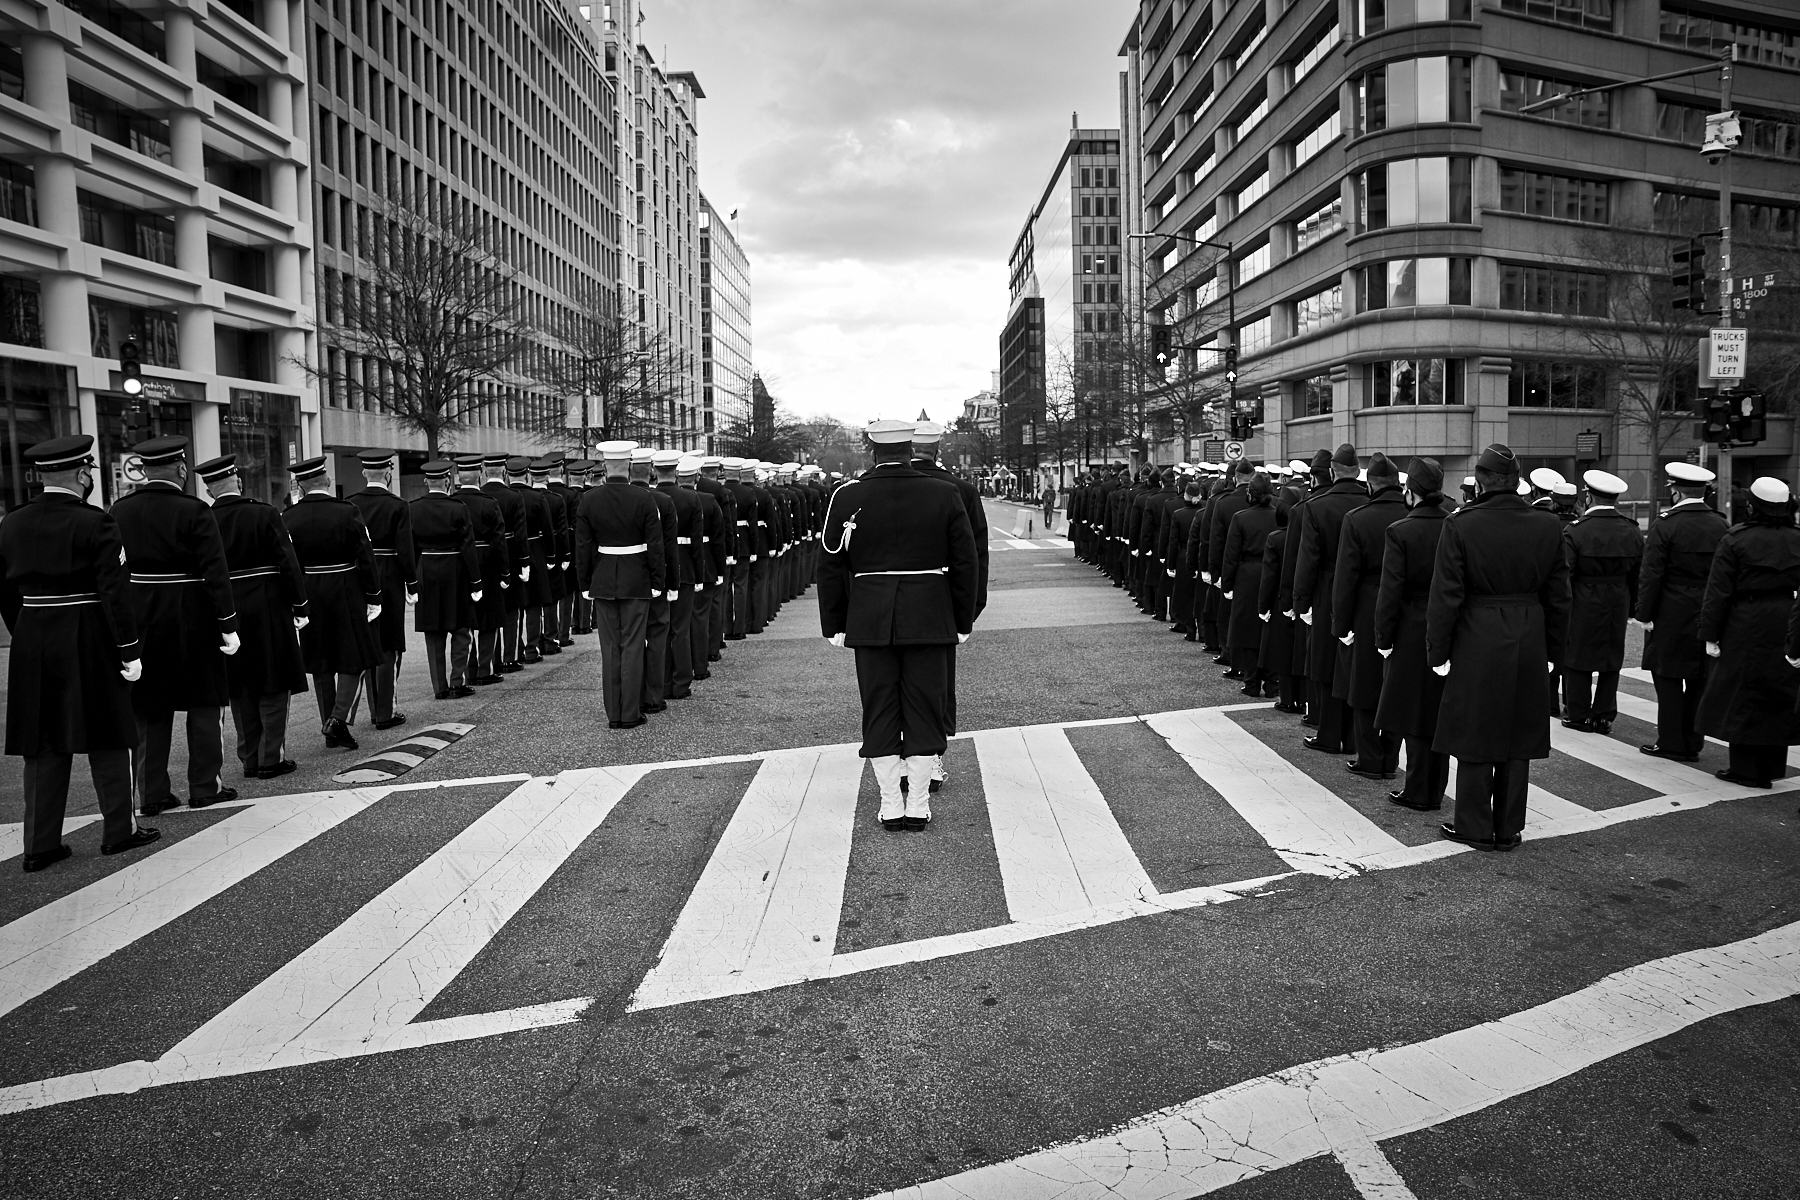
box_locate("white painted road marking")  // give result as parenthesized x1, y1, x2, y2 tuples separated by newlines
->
(3, 815, 101, 862)
(1612, 690, 1800, 769)
(973, 724, 1156, 921)
(861, 918, 1800, 1199)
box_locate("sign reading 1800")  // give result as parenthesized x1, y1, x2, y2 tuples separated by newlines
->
(1710, 328, 1748, 380)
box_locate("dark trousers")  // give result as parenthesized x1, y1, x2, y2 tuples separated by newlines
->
(1401, 736, 1450, 808)
(692, 585, 715, 674)
(502, 608, 522, 664)
(1314, 692, 1352, 751)
(709, 580, 728, 654)
(665, 586, 694, 698)
(1563, 669, 1619, 724)
(642, 593, 671, 705)
(595, 597, 648, 723)
(1278, 673, 1303, 708)
(425, 629, 473, 694)
(313, 672, 361, 725)
(527, 606, 548, 649)
(23, 749, 135, 856)
(1653, 672, 1706, 756)
(556, 592, 574, 640)
(1353, 708, 1400, 774)
(229, 692, 290, 772)
(135, 707, 225, 808)
(1727, 743, 1787, 785)
(1453, 759, 1530, 843)
(854, 643, 951, 759)
(748, 560, 770, 632)
(360, 650, 399, 723)
(730, 569, 750, 637)
(474, 626, 500, 678)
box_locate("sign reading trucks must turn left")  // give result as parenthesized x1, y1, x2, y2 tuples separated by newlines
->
(1710, 328, 1748, 380)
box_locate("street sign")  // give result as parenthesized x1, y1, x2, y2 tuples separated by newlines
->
(1709, 328, 1747, 380)
(1722, 273, 1776, 313)
(1224, 441, 1244, 462)
(1203, 439, 1224, 462)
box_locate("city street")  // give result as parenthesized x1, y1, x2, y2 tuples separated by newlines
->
(2, 497, 1797, 1200)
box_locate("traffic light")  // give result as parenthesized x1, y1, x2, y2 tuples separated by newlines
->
(1671, 239, 1706, 311)
(1224, 345, 1239, 387)
(1697, 389, 1733, 443)
(120, 338, 144, 397)
(1729, 387, 1767, 445)
(1151, 324, 1171, 364)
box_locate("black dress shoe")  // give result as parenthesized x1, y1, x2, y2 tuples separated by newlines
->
(538, 642, 561, 656)
(473, 674, 504, 686)
(1201, 644, 1222, 654)
(693, 671, 711, 681)
(1239, 682, 1262, 696)
(189, 788, 239, 809)
(1272, 701, 1304, 714)
(1560, 717, 1595, 732)
(708, 652, 723, 662)
(374, 714, 406, 731)
(558, 637, 575, 647)
(139, 795, 181, 817)
(1211, 654, 1231, 665)
(879, 816, 908, 832)
(726, 634, 747, 641)
(1388, 790, 1442, 811)
(1303, 736, 1346, 754)
(1640, 743, 1700, 763)
(619, 716, 648, 729)
(520, 650, 542, 664)
(451, 685, 476, 698)
(102, 826, 162, 856)
(1715, 769, 1771, 788)
(1223, 669, 1248, 680)
(22, 844, 72, 873)
(257, 760, 298, 780)
(325, 718, 358, 750)
(498, 661, 523, 674)
(1494, 834, 1523, 852)
(1439, 823, 1495, 851)
(1346, 763, 1396, 781)
(1184, 633, 1199, 642)
(1590, 720, 1612, 735)
(902, 814, 931, 831)
(641, 701, 667, 714)
(1301, 715, 1320, 728)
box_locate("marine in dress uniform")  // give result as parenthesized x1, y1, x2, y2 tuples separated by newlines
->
(1701, 477, 1800, 787)
(576, 441, 666, 727)
(453, 454, 510, 685)
(1427, 443, 1572, 851)
(481, 452, 529, 672)
(681, 456, 724, 681)
(411, 460, 483, 699)
(1278, 451, 1333, 725)
(198, 455, 308, 780)
(543, 453, 581, 645)
(653, 449, 702, 700)
(1292, 444, 1368, 754)
(508, 456, 555, 662)
(697, 455, 736, 657)
(111, 437, 240, 814)
(819, 420, 978, 831)
(1636, 463, 1727, 761)
(1164, 475, 1204, 639)
(3, 436, 158, 871)
(633, 448, 679, 711)
(347, 450, 415, 730)
(529, 456, 571, 654)
(284, 456, 383, 750)
(1559, 470, 1643, 734)
(1333, 453, 1409, 779)
(721, 458, 756, 640)
(1373, 458, 1453, 811)
(1206, 463, 1255, 672)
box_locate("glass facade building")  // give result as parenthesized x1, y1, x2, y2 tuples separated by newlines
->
(699, 195, 751, 454)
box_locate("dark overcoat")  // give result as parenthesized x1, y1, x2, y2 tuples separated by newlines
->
(455, 485, 510, 630)
(1, 491, 140, 754)
(818, 464, 976, 646)
(512, 483, 556, 606)
(1331, 486, 1409, 708)
(1636, 501, 1727, 679)
(549, 481, 582, 596)
(1372, 499, 1450, 736)
(575, 482, 666, 600)
(111, 482, 238, 714)
(1426, 492, 1571, 761)
(410, 491, 481, 632)
(1207, 484, 1252, 635)
(283, 493, 382, 675)
(1697, 522, 1800, 745)
(1166, 501, 1202, 627)
(481, 480, 530, 613)
(1292, 479, 1368, 683)
(347, 487, 414, 652)
(1279, 483, 1325, 673)
(1561, 507, 1643, 673)
(210, 493, 308, 698)
(1258, 525, 1294, 677)
(1220, 502, 1276, 653)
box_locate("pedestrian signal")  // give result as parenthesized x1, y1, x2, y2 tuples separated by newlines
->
(1729, 388, 1766, 445)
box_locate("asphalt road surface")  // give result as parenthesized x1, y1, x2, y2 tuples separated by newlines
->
(2, 496, 1797, 1200)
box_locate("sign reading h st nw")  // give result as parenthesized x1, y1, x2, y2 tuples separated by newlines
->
(1710, 328, 1748, 380)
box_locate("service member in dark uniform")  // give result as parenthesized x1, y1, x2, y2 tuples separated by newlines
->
(528, 456, 570, 656)
(1165, 475, 1204, 640)
(1559, 470, 1643, 734)
(284, 456, 383, 749)
(482, 452, 529, 672)
(1427, 444, 1571, 850)
(697, 455, 736, 657)
(1279, 450, 1334, 727)
(1374, 457, 1453, 811)
(819, 420, 978, 831)
(508, 456, 555, 663)
(681, 456, 724, 680)
(543, 453, 581, 645)
(576, 441, 665, 728)
(565, 460, 596, 636)
(347, 450, 414, 729)
(912, 421, 990, 790)
(1257, 486, 1302, 708)
(633, 447, 679, 711)
(1292, 444, 1367, 753)
(3, 436, 157, 870)
(722, 458, 756, 640)
(1333, 453, 1409, 778)
(1636, 462, 1727, 761)
(198, 454, 309, 780)
(653, 449, 702, 699)
(411, 460, 482, 699)
(111, 437, 240, 814)
(454, 454, 510, 685)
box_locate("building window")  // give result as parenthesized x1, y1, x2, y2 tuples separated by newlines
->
(1295, 284, 1342, 335)
(1507, 360, 1607, 409)
(1292, 21, 1341, 83)
(1651, 191, 1800, 244)
(1300, 374, 1333, 416)
(1498, 168, 1609, 224)
(1741, 110, 1800, 163)
(0, 275, 42, 348)
(1295, 195, 1344, 251)
(1238, 314, 1273, 355)
(0, 160, 35, 226)
(1234, 94, 1270, 144)
(1357, 58, 1472, 133)
(1358, 158, 1472, 228)
(1236, 242, 1273, 284)
(1364, 359, 1465, 407)
(1660, 7, 1800, 71)
(1293, 110, 1341, 168)
(1360, 258, 1473, 308)
(1500, 70, 1612, 128)
(1498, 0, 1612, 31)
(1235, 170, 1271, 213)
(1655, 99, 1709, 146)
(1358, 0, 1471, 36)
(1500, 264, 1608, 316)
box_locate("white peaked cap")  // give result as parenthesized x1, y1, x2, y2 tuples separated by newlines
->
(1174, 461, 1192, 471)
(1462, 476, 1477, 487)
(1750, 477, 1790, 504)
(865, 419, 914, 444)
(677, 456, 703, 474)
(598, 440, 637, 457)
(913, 422, 944, 444)
(1553, 482, 1578, 496)
(651, 449, 683, 467)
(630, 448, 654, 464)
(1666, 462, 1715, 484)
(1583, 469, 1628, 497)
(700, 455, 723, 468)
(720, 456, 746, 470)
(1516, 478, 1532, 495)
(780, 461, 801, 472)
(1529, 467, 1567, 491)
(1288, 459, 1309, 473)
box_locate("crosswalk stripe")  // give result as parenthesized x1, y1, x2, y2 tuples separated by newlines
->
(1550, 722, 1712, 795)
(1440, 759, 1591, 830)
(973, 725, 1156, 920)
(3, 815, 102, 862)
(1003, 538, 1038, 549)
(630, 744, 865, 1012)
(1612, 690, 1800, 769)
(1148, 709, 1405, 876)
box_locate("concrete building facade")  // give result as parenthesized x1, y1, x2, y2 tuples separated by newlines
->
(0, 0, 315, 509)
(698, 193, 748, 454)
(1123, 0, 1800, 496)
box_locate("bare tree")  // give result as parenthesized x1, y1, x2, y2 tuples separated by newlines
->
(720, 374, 817, 462)
(537, 280, 689, 451)
(799, 416, 864, 474)
(947, 413, 1001, 472)
(314, 193, 533, 457)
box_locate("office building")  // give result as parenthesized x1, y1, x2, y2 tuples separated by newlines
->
(0, 0, 315, 509)
(1123, 0, 1800, 494)
(699, 193, 749, 454)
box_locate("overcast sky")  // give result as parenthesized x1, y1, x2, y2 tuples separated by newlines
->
(643, 0, 1132, 428)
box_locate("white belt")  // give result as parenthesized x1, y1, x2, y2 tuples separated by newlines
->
(420, 550, 462, 556)
(736, 520, 749, 526)
(305, 562, 357, 574)
(677, 537, 693, 544)
(597, 544, 647, 555)
(372, 549, 399, 557)
(854, 568, 948, 577)
(229, 567, 280, 580)
(22, 592, 99, 607)
(131, 572, 200, 584)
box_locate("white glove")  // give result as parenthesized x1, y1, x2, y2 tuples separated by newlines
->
(1637, 620, 1653, 632)
(1548, 660, 1557, 673)
(120, 658, 143, 682)
(1299, 610, 1314, 626)
(1788, 655, 1800, 669)
(406, 590, 418, 606)
(471, 590, 483, 603)
(367, 603, 382, 623)
(1201, 572, 1213, 585)
(582, 590, 593, 601)
(520, 566, 531, 582)
(500, 580, 509, 590)
(1432, 661, 1451, 677)
(1167, 569, 1175, 578)
(294, 615, 309, 631)
(1223, 591, 1234, 600)
(726, 556, 737, 566)
(562, 561, 570, 571)
(1258, 611, 1270, 623)
(1284, 610, 1297, 621)
(1705, 641, 1721, 658)
(1339, 631, 1354, 646)
(695, 582, 705, 593)
(716, 576, 725, 586)
(221, 631, 241, 656)
(1377, 646, 1392, 659)
(827, 632, 847, 648)
(957, 632, 970, 645)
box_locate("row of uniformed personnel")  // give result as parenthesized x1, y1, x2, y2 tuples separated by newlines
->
(1, 432, 832, 873)
(1064, 444, 1800, 851)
